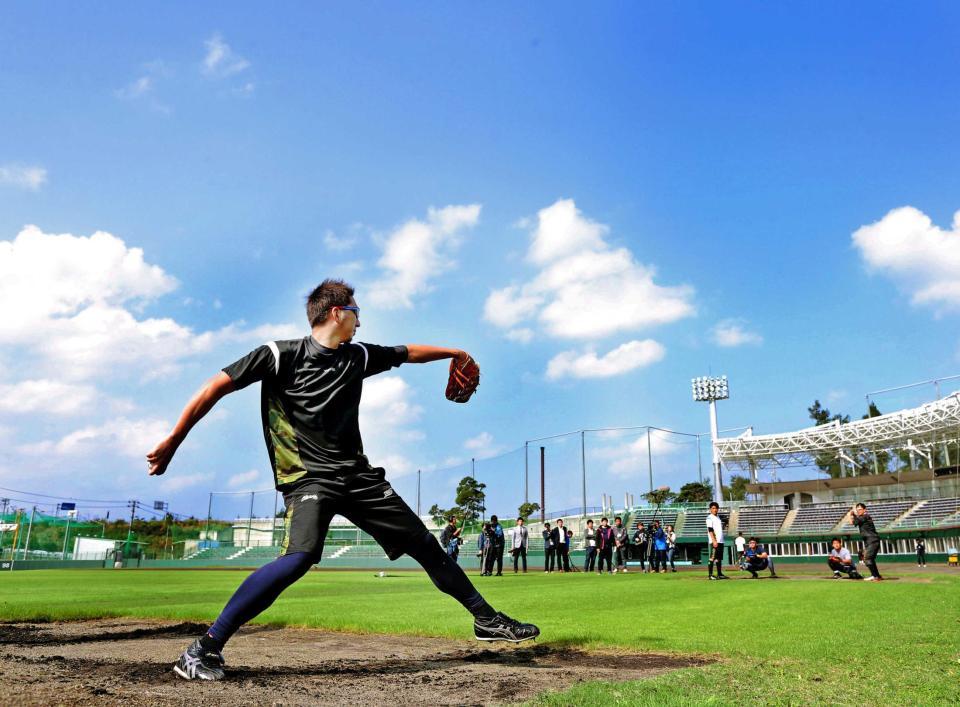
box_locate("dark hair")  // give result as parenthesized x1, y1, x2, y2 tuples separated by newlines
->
(517, 517, 524, 522)
(544, 522, 550, 527)
(556, 518, 563, 523)
(709, 501, 719, 509)
(447, 516, 456, 523)
(615, 516, 622, 522)
(490, 515, 498, 523)
(306, 279, 355, 327)
(601, 517, 608, 522)
(748, 536, 758, 543)
(831, 537, 841, 544)
(586, 519, 594, 524)
(855, 503, 866, 510)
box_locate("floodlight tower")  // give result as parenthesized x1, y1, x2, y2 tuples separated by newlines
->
(692, 376, 729, 505)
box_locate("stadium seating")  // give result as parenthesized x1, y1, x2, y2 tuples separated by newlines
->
(891, 497, 960, 529)
(786, 504, 850, 534)
(736, 505, 789, 535)
(677, 509, 730, 537)
(836, 500, 916, 531)
(631, 508, 679, 531)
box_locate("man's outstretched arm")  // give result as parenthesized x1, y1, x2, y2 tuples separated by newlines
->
(146, 371, 236, 476)
(405, 345, 469, 364)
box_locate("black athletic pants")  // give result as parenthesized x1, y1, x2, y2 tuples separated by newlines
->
(544, 547, 555, 572)
(512, 546, 527, 572)
(597, 547, 613, 572)
(863, 540, 882, 578)
(206, 470, 493, 647)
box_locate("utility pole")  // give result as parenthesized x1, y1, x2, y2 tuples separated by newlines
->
(22, 506, 37, 561)
(416, 470, 421, 517)
(61, 513, 72, 559)
(0, 498, 9, 559)
(125, 500, 136, 556)
(539, 446, 546, 523)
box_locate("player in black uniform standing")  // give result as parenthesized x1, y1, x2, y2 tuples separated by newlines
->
(147, 279, 539, 681)
(849, 502, 883, 581)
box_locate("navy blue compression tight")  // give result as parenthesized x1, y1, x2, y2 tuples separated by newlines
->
(205, 533, 493, 648)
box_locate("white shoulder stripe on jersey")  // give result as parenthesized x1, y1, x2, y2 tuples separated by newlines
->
(265, 341, 280, 375)
(355, 342, 369, 371)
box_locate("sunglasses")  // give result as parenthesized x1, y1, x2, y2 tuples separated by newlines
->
(338, 306, 360, 317)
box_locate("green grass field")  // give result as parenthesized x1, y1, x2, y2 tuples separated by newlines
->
(2, 566, 958, 705)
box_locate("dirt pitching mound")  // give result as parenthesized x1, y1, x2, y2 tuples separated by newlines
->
(0, 619, 711, 706)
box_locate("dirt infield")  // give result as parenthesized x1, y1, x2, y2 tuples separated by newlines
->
(0, 619, 711, 706)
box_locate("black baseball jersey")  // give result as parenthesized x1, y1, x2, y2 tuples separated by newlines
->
(852, 512, 880, 543)
(223, 336, 408, 490)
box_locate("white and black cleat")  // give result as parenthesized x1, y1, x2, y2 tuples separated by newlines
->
(173, 638, 226, 681)
(474, 612, 540, 643)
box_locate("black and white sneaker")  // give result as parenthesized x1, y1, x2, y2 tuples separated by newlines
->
(474, 612, 540, 643)
(173, 639, 226, 681)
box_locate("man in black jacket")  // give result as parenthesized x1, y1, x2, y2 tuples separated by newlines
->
(554, 519, 570, 572)
(542, 522, 555, 573)
(632, 522, 648, 573)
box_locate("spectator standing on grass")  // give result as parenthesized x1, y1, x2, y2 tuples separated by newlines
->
(734, 532, 746, 563)
(632, 522, 648, 573)
(555, 519, 570, 572)
(848, 503, 883, 581)
(916, 536, 926, 567)
(706, 501, 729, 580)
(652, 521, 668, 573)
(828, 537, 862, 579)
(542, 522, 555, 573)
(583, 520, 598, 572)
(596, 517, 614, 574)
(485, 515, 505, 577)
(613, 516, 629, 573)
(440, 516, 462, 563)
(665, 524, 677, 572)
(478, 522, 493, 575)
(740, 537, 778, 579)
(509, 517, 528, 574)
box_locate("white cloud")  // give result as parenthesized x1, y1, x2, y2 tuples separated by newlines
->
(853, 206, 960, 309)
(161, 472, 214, 494)
(464, 432, 494, 451)
(367, 204, 481, 308)
(324, 229, 357, 252)
(20, 417, 171, 459)
(358, 376, 424, 477)
(202, 33, 250, 78)
(0, 380, 99, 416)
(591, 431, 687, 478)
(711, 318, 763, 347)
(0, 225, 288, 381)
(115, 61, 172, 113)
(528, 198, 608, 265)
(228, 469, 268, 489)
(546, 339, 665, 380)
(485, 199, 695, 341)
(504, 328, 534, 344)
(0, 164, 47, 191)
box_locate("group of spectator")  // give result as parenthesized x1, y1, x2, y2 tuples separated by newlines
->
(446, 513, 681, 576)
(441, 501, 904, 581)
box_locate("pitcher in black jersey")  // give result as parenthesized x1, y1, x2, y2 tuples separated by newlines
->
(147, 279, 539, 681)
(849, 502, 883, 581)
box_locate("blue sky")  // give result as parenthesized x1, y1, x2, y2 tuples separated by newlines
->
(2, 3, 960, 520)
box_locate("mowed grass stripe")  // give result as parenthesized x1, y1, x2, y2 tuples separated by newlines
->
(1, 568, 957, 705)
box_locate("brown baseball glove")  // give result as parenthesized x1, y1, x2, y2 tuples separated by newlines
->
(445, 355, 480, 403)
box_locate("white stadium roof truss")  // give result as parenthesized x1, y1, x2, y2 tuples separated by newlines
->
(716, 392, 960, 472)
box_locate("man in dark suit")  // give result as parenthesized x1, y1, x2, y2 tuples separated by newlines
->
(554, 518, 570, 572)
(542, 522, 555, 573)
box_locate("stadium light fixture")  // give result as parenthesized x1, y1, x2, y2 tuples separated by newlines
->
(692, 375, 729, 504)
